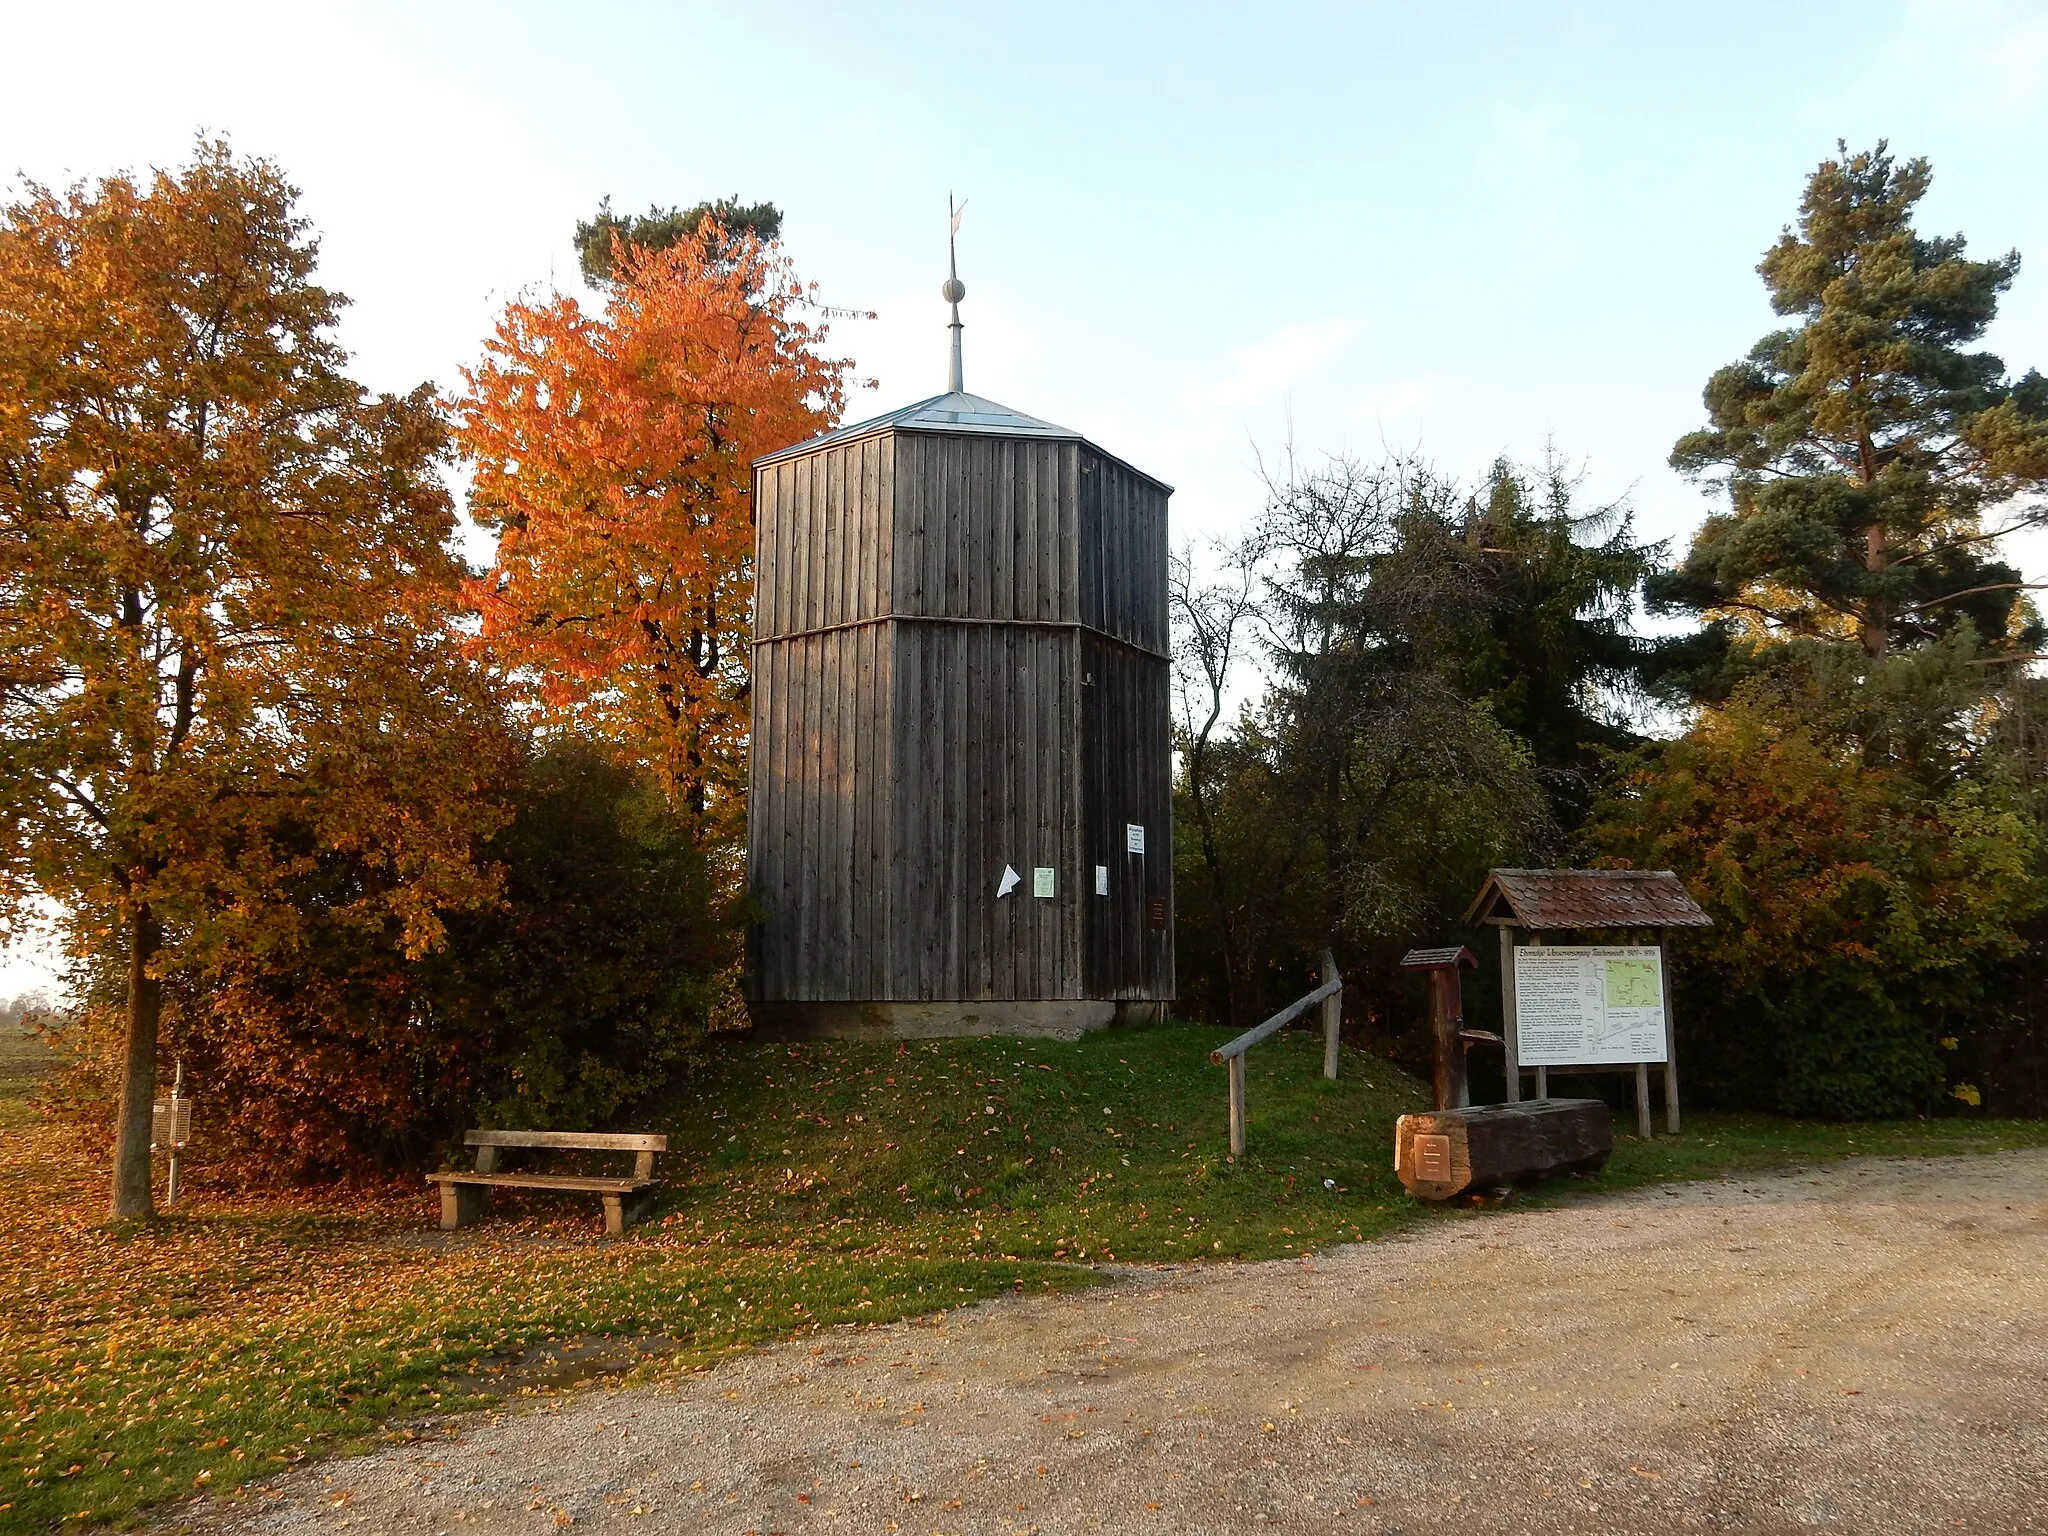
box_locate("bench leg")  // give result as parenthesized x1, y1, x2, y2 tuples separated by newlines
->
(441, 1183, 488, 1231)
(602, 1191, 658, 1236)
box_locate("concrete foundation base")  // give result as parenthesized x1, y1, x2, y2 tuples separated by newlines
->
(746, 999, 1170, 1043)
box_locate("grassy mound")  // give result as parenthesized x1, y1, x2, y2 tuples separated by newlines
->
(630, 1021, 1433, 1263)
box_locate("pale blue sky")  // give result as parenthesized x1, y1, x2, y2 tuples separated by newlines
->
(4, 0, 2046, 993)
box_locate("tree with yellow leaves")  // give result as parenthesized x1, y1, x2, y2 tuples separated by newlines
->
(0, 142, 504, 1218)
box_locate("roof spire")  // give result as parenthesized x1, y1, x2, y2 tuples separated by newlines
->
(942, 194, 967, 394)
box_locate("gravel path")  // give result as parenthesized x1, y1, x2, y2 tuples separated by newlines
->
(189, 1151, 2048, 1535)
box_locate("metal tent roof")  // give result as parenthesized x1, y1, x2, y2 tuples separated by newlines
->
(754, 391, 1173, 491)
(755, 391, 1075, 461)
(1462, 868, 1713, 930)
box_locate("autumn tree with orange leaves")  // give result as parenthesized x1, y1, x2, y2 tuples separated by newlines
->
(0, 143, 505, 1217)
(455, 226, 851, 842)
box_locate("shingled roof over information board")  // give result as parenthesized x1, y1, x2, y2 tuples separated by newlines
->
(1463, 869, 1713, 930)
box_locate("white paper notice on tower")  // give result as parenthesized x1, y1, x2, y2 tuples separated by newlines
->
(1512, 945, 1668, 1066)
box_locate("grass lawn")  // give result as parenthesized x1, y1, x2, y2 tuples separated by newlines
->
(0, 1021, 1420, 1533)
(2, 1014, 2043, 1534)
(1579, 1106, 2048, 1192)
(0, 1016, 52, 1132)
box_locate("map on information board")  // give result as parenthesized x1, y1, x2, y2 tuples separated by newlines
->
(1513, 945, 1668, 1066)
(1605, 957, 1660, 1010)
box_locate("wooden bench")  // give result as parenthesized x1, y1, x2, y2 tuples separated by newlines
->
(426, 1130, 667, 1235)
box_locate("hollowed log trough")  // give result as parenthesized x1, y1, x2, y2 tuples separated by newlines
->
(1394, 1098, 1612, 1202)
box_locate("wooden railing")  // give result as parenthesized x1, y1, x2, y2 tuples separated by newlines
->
(1210, 949, 1342, 1157)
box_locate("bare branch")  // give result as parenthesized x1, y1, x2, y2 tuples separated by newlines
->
(1901, 582, 2048, 615)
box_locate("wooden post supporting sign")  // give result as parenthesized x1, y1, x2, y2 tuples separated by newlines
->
(1499, 925, 1520, 1104)
(1319, 949, 1341, 1081)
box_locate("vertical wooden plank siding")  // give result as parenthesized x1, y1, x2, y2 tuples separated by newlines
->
(744, 624, 899, 1000)
(826, 628, 851, 994)
(748, 427, 1172, 1006)
(1076, 448, 1168, 652)
(802, 631, 828, 993)
(752, 436, 901, 644)
(1077, 632, 1173, 998)
(862, 618, 1084, 1001)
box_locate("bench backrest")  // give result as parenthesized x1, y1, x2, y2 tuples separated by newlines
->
(466, 1128, 665, 1180)
(466, 1130, 666, 1152)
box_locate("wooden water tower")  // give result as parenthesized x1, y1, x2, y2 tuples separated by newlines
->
(744, 221, 1173, 1039)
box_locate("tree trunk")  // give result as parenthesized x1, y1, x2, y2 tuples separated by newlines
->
(1185, 736, 1240, 1027)
(1862, 522, 1888, 658)
(109, 904, 162, 1220)
(1858, 435, 1887, 658)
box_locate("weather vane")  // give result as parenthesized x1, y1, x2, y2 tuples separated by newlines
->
(944, 194, 967, 393)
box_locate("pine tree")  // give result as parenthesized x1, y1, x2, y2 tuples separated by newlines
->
(1655, 142, 2048, 664)
(573, 196, 782, 285)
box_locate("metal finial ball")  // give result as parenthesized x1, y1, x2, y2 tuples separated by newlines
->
(941, 277, 966, 304)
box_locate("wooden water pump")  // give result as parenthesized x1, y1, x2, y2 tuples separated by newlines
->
(1393, 945, 1608, 1200)
(1398, 946, 1500, 1110)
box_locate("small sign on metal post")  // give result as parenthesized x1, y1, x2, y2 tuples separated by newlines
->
(150, 1097, 191, 1149)
(151, 1060, 193, 1208)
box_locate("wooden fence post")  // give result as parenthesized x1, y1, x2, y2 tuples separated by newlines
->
(1228, 1055, 1246, 1158)
(1212, 969, 1343, 1156)
(1320, 949, 1341, 1081)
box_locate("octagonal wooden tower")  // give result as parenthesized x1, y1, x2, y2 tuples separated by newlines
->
(744, 389, 1174, 1039)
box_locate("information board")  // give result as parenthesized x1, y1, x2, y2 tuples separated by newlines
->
(1513, 945, 1668, 1066)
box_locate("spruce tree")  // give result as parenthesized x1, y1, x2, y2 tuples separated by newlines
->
(1448, 455, 1661, 826)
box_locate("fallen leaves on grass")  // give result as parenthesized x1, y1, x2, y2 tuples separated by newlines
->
(0, 1120, 1075, 1533)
